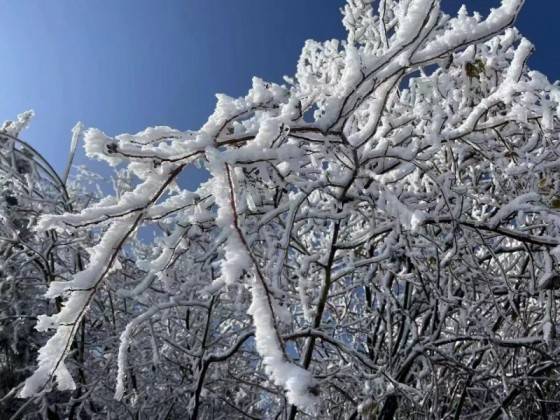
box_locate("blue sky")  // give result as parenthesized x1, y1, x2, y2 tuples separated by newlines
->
(1, 1, 559, 186)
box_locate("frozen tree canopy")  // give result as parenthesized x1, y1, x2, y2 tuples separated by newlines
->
(6, 0, 560, 418)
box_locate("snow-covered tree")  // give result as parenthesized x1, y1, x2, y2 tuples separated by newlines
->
(0, 118, 127, 419)
(0, 114, 80, 417)
(15, 0, 560, 418)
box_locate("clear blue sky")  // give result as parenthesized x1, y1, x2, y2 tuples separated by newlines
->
(1, 1, 558, 185)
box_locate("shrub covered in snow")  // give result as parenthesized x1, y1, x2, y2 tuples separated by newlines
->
(12, 0, 560, 418)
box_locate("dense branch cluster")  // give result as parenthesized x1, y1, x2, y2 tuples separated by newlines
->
(6, 0, 560, 418)
(0, 118, 85, 417)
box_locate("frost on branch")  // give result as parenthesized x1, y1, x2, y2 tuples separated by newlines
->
(248, 277, 319, 413)
(16, 0, 560, 418)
